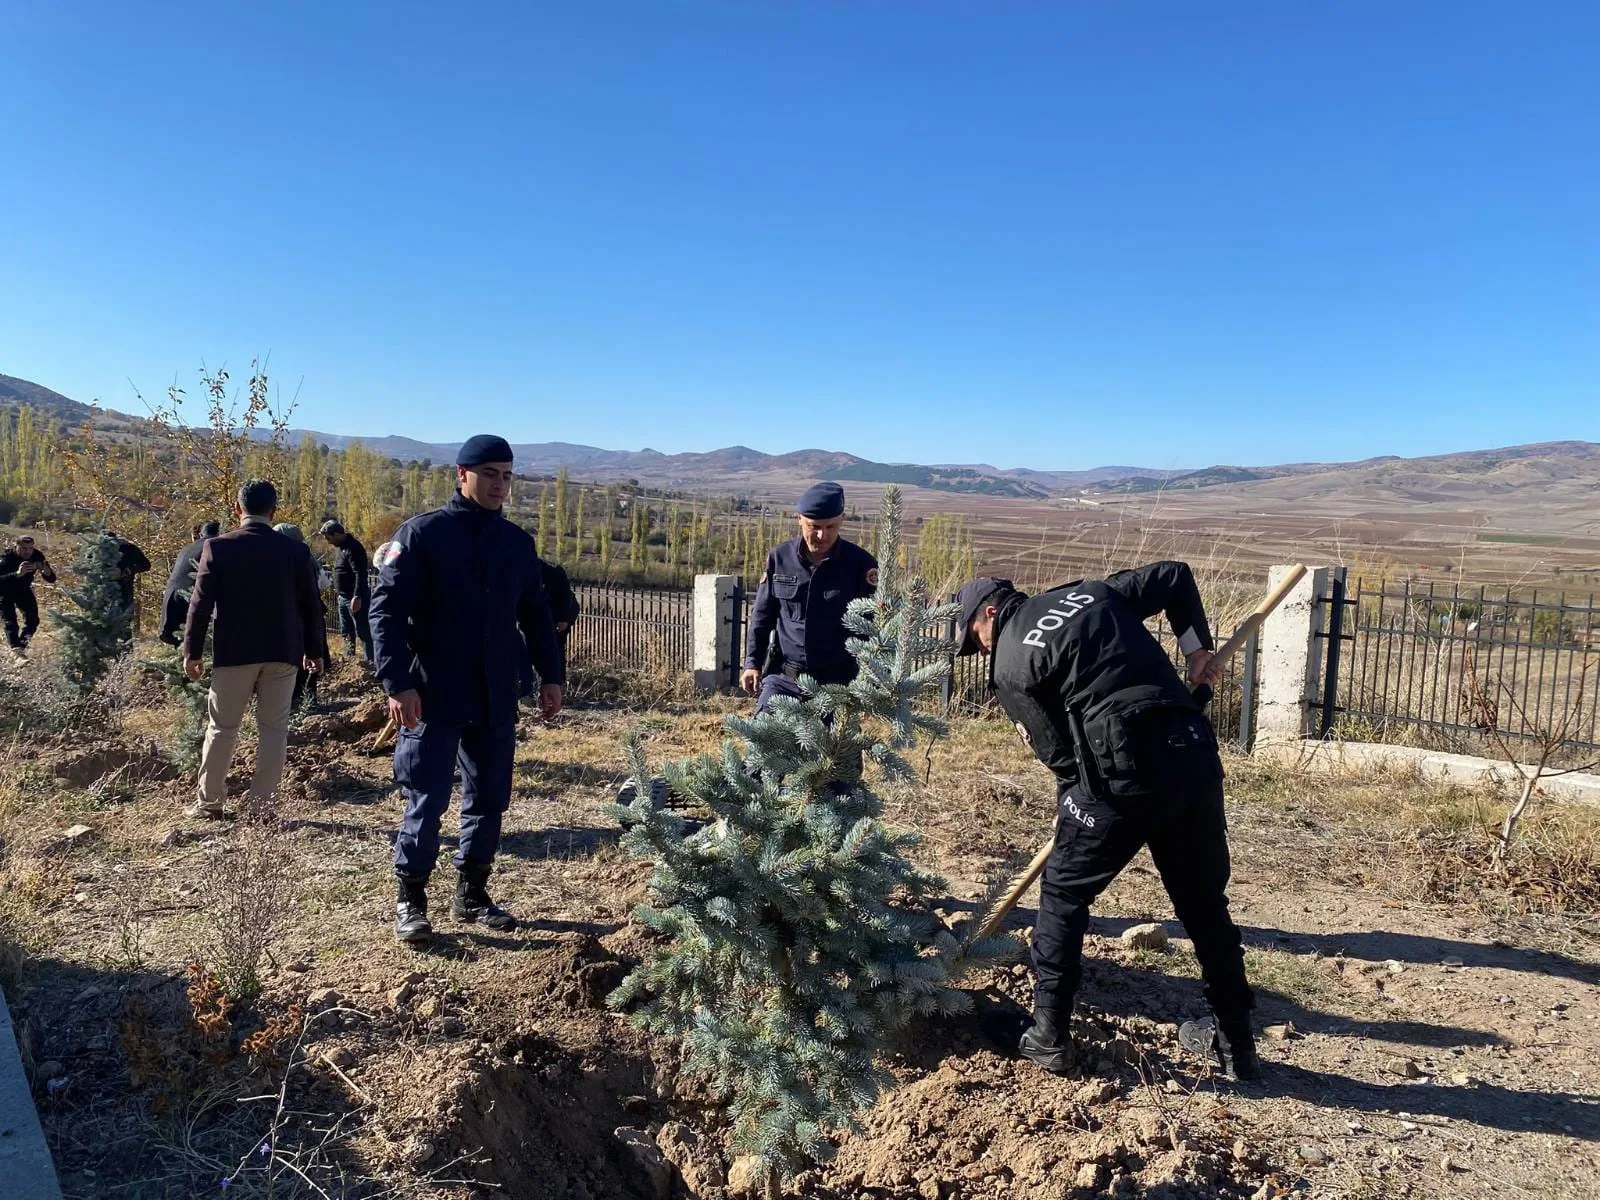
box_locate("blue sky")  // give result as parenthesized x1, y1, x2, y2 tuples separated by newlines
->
(2, 2, 1596, 471)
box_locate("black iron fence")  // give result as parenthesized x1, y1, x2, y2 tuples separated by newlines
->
(730, 576, 1261, 749)
(1331, 578, 1600, 755)
(567, 581, 693, 674)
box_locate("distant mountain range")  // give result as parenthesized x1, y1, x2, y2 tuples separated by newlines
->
(3, 372, 1597, 523)
(0, 372, 1178, 497)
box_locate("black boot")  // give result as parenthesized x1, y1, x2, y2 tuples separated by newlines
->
(1178, 1014, 1262, 1083)
(1018, 1008, 1076, 1076)
(452, 863, 516, 931)
(395, 875, 433, 945)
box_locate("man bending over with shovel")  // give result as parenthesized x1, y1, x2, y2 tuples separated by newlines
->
(952, 563, 1260, 1082)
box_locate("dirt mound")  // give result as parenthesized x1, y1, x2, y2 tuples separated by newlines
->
(279, 755, 390, 807)
(523, 934, 636, 1011)
(52, 740, 177, 787)
(816, 1046, 1273, 1200)
(292, 694, 391, 745)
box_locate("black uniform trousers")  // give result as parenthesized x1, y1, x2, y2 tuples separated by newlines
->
(754, 672, 808, 714)
(392, 718, 516, 877)
(1, 590, 40, 649)
(338, 590, 374, 663)
(1033, 774, 1252, 1023)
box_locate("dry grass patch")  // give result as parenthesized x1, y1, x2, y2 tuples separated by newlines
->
(1223, 751, 1600, 919)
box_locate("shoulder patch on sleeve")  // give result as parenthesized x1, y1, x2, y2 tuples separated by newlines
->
(865, 567, 879, 586)
(374, 541, 402, 570)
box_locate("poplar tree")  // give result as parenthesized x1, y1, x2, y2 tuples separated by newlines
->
(402, 459, 425, 516)
(554, 466, 570, 560)
(629, 497, 648, 572)
(426, 464, 455, 508)
(573, 487, 587, 567)
(537, 482, 553, 559)
(294, 435, 326, 526)
(611, 487, 1012, 1193)
(666, 502, 682, 574)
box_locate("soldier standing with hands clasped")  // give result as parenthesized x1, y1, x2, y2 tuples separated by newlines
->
(741, 482, 878, 713)
(950, 562, 1260, 1082)
(370, 435, 565, 945)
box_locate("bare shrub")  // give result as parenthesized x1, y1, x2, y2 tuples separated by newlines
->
(193, 800, 297, 1003)
(0, 643, 146, 736)
(1461, 651, 1600, 863)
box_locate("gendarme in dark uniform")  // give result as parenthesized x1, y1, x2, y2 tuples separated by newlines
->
(953, 562, 1259, 1081)
(370, 434, 566, 944)
(742, 482, 877, 713)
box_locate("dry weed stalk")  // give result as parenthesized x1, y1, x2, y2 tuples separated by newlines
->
(1460, 649, 1600, 863)
(107, 856, 156, 969)
(195, 798, 298, 1003)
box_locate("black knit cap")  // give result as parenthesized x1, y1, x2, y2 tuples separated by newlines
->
(456, 434, 514, 467)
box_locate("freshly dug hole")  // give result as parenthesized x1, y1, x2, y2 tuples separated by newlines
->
(445, 1046, 666, 1199)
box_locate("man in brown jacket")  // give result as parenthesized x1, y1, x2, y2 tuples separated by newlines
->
(183, 479, 326, 818)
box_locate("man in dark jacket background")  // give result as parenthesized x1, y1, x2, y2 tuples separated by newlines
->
(543, 559, 580, 663)
(183, 481, 325, 819)
(161, 521, 222, 646)
(319, 519, 373, 664)
(105, 533, 151, 606)
(951, 561, 1258, 1082)
(370, 435, 565, 944)
(0, 534, 57, 652)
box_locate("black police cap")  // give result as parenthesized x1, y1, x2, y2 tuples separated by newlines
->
(952, 576, 1013, 656)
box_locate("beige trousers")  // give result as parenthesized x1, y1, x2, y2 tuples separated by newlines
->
(195, 662, 299, 807)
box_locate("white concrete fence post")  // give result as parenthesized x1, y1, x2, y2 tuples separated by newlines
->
(1254, 564, 1344, 750)
(692, 574, 738, 692)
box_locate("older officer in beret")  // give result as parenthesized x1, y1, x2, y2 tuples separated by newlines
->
(741, 481, 879, 713)
(370, 434, 565, 944)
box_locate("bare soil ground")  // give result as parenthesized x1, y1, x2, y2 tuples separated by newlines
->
(2, 648, 1598, 1199)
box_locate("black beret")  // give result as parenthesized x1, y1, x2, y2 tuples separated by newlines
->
(797, 481, 845, 519)
(456, 434, 515, 467)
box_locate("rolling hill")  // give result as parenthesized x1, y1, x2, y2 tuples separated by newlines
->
(2, 371, 1596, 522)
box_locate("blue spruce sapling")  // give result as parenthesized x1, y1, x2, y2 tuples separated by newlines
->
(610, 486, 1013, 1194)
(48, 532, 134, 697)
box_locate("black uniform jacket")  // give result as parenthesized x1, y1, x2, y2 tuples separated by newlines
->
(0, 549, 56, 596)
(369, 492, 565, 729)
(743, 536, 878, 683)
(332, 536, 370, 600)
(544, 563, 581, 626)
(989, 561, 1215, 788)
